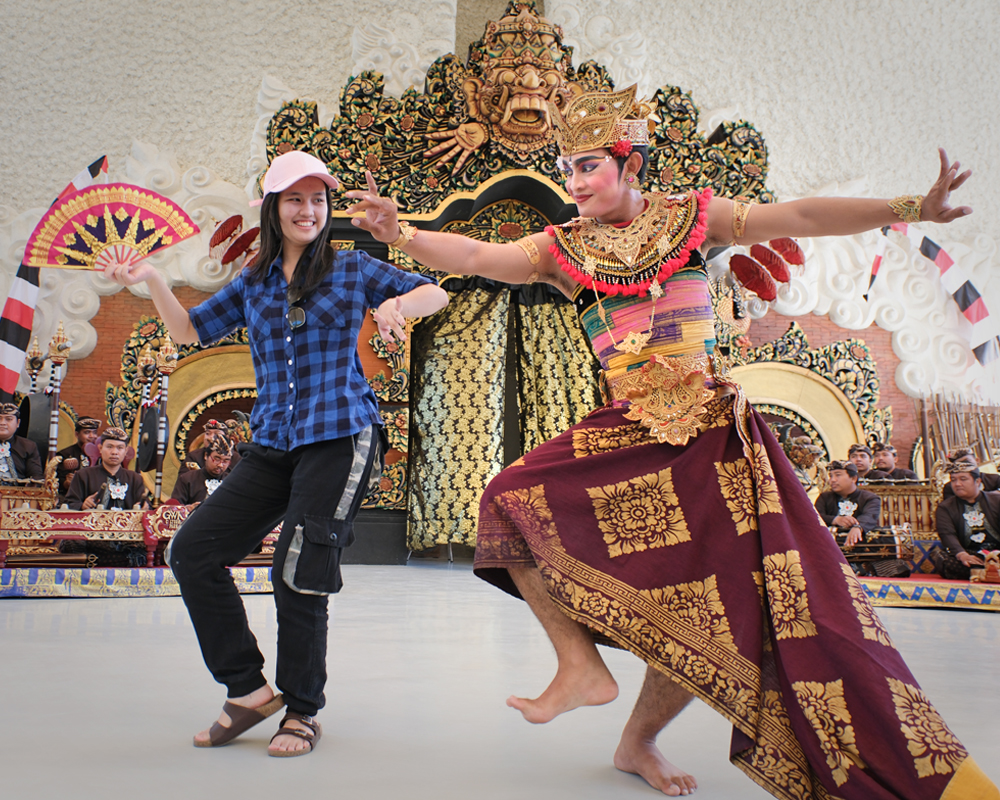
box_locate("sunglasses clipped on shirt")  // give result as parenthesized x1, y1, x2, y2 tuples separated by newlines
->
(286, 288, 306, 330)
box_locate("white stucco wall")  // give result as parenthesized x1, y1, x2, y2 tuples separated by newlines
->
(0, 0, 456, 207)
(1, 0, 999, 398)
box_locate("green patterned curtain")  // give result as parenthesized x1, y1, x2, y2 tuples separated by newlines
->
(514, 297, 602, 454)
(407, 282, 509, 549)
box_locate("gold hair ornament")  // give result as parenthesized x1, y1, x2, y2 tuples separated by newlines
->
(549, 85, 654, 156)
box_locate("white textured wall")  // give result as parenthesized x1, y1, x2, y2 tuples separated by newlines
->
(0, 0, 455, 208)
(550, 0, 997, 242)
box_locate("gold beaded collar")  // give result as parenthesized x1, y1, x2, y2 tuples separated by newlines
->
(547, 190, 710, 297)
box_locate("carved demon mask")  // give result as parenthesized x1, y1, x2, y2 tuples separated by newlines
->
(464, 2, 576, 155)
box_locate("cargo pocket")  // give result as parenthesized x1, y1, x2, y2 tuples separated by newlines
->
(282, 514, 356, 596)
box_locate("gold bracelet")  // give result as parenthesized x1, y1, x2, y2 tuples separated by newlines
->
(888, 195, 922, 223)
(389, 221, 418, 248)
(514, 236, 541, 265)
(732, 199, 753, 242)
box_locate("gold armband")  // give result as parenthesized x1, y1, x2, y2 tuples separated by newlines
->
(514, 236, 541, 265)
(389, 221, 418, 249)
(732, 199, 753, 242)
(888, 195, 922, 224)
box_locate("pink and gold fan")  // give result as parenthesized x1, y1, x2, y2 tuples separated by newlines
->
(23, 183, 199, 270)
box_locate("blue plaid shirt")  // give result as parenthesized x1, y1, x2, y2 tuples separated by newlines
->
(189, 250, 431, 451)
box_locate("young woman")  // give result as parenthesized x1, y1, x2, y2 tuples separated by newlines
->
(345, 86, 995, 799)
(106, 150, 448, 757)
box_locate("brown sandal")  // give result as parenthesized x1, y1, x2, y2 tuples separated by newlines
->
(194, 693, 285, 748)
(268, 712, 322, 758)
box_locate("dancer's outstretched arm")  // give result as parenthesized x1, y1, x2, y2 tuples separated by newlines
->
(346, 172, 566, 290)
(704, 148, 972, 248)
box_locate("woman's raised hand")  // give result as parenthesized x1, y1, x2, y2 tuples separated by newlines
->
(921, 148, 973, 223)
(345, 171, 401, 243)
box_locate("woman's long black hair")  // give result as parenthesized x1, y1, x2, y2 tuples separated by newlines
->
(244, 186, 338, 301)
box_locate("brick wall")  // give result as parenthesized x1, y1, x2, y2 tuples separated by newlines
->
(59, 286, 211, 423)
(748, 312, 922, 469)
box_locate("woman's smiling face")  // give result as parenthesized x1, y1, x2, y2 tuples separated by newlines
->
(277, 177, 329, 248)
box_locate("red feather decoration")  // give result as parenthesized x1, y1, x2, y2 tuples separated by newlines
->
(210, 215, 242, 249)
(222, 227, 260, 265)
(769, 237, 805, 266)
(730, 254, 777, 301)
(750, 244, 791, 283)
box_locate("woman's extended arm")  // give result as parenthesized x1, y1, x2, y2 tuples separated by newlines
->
(345, 172, 562, 287)
(373, 283, 450, 343)
(703, 149, 972, 248)
(104, 262, 199, 343)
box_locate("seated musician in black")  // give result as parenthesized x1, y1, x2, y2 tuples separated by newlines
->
(941, 448, 1000, 498)
(0, 402, 42, 484)
(871, 442, 918, 483)
(178, 419, 241, 475)
(66, 427, 148, 510)
(171, 437, 232, 508)
(935, 460, 1000, 579)
(847, 443, 889, 482)
(815, 460, 882, 547)
(55, 416, 101, 498)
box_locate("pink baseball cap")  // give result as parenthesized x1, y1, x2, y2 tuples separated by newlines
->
(250, 151, 340, 207)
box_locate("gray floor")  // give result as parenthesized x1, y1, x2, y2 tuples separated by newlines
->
(1, 562, 998, 800)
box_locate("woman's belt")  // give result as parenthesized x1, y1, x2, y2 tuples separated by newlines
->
(603, 352, 726, 446)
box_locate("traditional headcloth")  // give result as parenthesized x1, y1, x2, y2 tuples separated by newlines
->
(100, 427, 129, 443)
(550, 84, 652, 156)
(848, 443, 872, 457)
(206, 437, 233, 459)
(945, 458, 980, 476)
(873, 442, 896, 454)
(75, 416, 101, 432)
(0, 402, 20, 418)
(828, 460, 859, 478)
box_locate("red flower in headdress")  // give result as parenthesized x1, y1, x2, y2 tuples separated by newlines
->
(610, 139, 633, 158)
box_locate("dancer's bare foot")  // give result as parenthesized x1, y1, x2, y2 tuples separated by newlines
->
(507, 660, 619, 723)
(193, 685, 277, 745)
(614, 735, 697, 796)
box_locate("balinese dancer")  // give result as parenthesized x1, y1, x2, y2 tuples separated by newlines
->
(106, 151, 448, 757)
(347, 86, 995, 799)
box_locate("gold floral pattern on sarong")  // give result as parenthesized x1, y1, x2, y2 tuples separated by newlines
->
(839, 564, 894, 648)
(764, 550, 818, 640)
(572, 422, 651, 458)
(586, 467, 691, 557)
(475, 500, 536, 564)
(792, 679, 866, 787)
(716, 445, 782, 535)
(740, 690, 815, 800)
(748, 442, 783, 514)
(639, 575, 735, 648)
(886, 677, 968, 778)
(493, 486, 559, 544)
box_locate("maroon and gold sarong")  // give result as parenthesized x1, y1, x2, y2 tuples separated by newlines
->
(475, 398, 995, 800)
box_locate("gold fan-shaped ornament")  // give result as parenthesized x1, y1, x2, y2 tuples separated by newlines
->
(23, 183, 199, 270)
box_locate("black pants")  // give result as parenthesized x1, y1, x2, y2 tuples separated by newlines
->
(168, 429, 379, 716)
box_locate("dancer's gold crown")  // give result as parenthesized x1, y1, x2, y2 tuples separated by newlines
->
(549, 85, 653, 155)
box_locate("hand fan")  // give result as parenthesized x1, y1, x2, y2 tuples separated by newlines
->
(23, 183, 199, 270)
